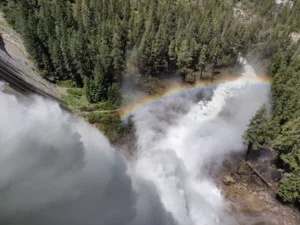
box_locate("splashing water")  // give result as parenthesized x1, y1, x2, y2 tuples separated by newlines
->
(0, 59, 269, 225)
(0, 88, 176, 225)
(133, 58, 270, 225)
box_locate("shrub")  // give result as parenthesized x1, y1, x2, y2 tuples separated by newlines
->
(277, 170, 300, 204)
(67, 88, 82, 98)
(57, 80, 76, 88)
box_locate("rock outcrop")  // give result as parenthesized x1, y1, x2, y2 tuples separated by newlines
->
(0, 13, 65, 107)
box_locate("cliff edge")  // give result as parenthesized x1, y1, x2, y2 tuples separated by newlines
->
(0, 12, 61, 103)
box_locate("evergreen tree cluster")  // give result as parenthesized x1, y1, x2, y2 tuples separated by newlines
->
(271, 44, 300, 205)
(129, 0, 256, 77)
(1, 0, 128, 104)
(243, 0, 300, 205)
(1, 0, 259, 104)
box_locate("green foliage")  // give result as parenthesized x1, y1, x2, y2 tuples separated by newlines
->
(2, 0, 268, 101)
(2, 0, 299, 87)
(86, 112, 127, 142)
(243, 0, 300, 203)
(243, 105, 273, 150)
(277, 170, 300, 204)
(79, 102, 117, 112)
(137, 25, 155, 75)
(177, 39, 193, 75)
(92, 59, 106, 103)
(274, 118, 300, 170)
(61, 86, 126, 143)
(0, 1, 21, 30)
(107, 83, 122, 106)
(198, 45, 207, 78)
(67, 88, 82, 98)
(83, 76, 92, 103)
(61, 92, 83, 110)
(57, 80, 76, 88)
(1, 0, 130, 104)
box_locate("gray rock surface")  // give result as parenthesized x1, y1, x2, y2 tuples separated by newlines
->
(0, 14, 60, 100)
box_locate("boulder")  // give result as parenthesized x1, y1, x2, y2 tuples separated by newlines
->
(223, 175, 236, 185)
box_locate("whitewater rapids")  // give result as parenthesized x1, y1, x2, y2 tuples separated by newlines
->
(133, 59, 269, 224)
(0, 60, 269, 225)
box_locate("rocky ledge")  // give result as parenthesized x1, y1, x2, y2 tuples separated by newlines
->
(218, 154, 300, 225)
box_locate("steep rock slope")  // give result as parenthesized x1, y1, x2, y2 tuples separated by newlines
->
(0, 13, 60, 101)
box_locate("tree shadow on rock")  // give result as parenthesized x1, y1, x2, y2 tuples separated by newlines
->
(0, 34, 12, 58)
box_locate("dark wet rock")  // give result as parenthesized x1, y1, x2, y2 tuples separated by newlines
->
(271, 170, 282, 182)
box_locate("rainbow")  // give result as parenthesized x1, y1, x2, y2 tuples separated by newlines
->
(120, 76, 271, 120)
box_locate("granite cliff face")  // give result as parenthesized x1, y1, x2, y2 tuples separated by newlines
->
(0, 13, 60, 102)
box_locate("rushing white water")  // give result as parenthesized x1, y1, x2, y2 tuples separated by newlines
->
(0, 88, 177, 225)
(133, 58, 270, 225)
(0, 59, 269, 225)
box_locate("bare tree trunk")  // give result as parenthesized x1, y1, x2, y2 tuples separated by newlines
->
(246, 142, 253, 161)
(211, 63, 215, 82)
(200, 66, 203, 80)
(211, 57, 218, 81)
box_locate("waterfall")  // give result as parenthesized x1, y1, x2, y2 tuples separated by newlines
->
(0, 60, 269, 225)
(133, 59, 270, 225)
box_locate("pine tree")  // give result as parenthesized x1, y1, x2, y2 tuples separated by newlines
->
(198, 45, 207, 79)
(81, 0, 92, 30)
(177, 39, 193, 76)
(277, 169, 300, 204)
(50, 37, 66, 81)
(111, 18, 127, 84)
(122, 0, 131, 21)
(108, 83, 122, 105)
(84, 76, 92, 103)
(93, 59, 106, 102)
(75, 0, 83, 27)
(153, 23, 169, 72)
(137, 25, 155, 75)
(132, 8, 145, 47)
(275, 117, 300, 170)
(243, 105, 272, 160)
(168, 39, 176, 71)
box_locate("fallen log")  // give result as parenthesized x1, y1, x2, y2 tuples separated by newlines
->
(246, 161, 278, 190)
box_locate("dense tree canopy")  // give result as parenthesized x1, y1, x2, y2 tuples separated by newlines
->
(243, 106, 272, 151)
(242, 0, 300, 204)
(0, 0, 260, 104)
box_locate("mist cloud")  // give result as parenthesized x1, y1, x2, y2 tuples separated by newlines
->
(0, 89, 176, 225)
